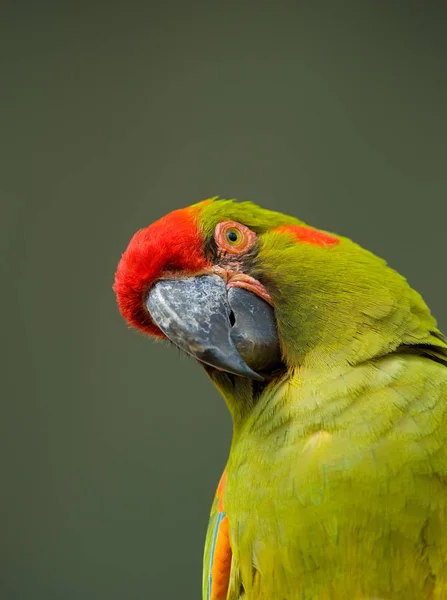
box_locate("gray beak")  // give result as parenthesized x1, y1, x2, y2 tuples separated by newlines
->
(146, 274, 280, 380)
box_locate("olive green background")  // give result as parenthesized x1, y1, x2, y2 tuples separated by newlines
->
(2, 2, 446, 599)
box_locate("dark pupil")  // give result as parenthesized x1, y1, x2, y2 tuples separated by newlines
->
(227, 230, 238, 242)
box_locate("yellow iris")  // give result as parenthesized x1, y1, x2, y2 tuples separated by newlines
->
(225, 228, 242, 245)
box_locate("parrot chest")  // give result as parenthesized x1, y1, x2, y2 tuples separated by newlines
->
(225, 426, 447, 599)
(219, 358, 447, 598)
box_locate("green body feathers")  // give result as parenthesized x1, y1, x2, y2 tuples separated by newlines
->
(113, 197, 447, 599)
(198, 200, 447, 599)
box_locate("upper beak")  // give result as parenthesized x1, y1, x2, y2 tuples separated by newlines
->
(146, 274, 280, 380)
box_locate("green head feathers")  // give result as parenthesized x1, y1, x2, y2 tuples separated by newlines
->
(194, 198, 444, 370)
(115, 196, 445, 380)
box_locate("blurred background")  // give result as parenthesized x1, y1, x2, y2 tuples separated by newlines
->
(1, 2, 446, 598)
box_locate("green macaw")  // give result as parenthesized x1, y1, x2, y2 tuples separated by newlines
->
(114, 198, 447, 599)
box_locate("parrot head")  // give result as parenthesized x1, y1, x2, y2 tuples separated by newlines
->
(114, 198, 444, 416)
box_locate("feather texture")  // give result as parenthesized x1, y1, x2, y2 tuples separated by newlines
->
(114, 198, 447, 599)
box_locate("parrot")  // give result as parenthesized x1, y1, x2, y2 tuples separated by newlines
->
(113, 197, 447, 600)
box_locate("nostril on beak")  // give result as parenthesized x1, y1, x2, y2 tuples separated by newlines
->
(229, 310, 236, 327)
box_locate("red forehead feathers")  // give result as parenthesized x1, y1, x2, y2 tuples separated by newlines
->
(113, 205, 208, 336)
(114, 202, 340, 337)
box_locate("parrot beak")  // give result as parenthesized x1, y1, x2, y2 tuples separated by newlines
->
(146, 274, 281, 380)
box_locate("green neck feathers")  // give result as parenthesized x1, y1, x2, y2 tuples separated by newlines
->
(197, 199, 447, 426)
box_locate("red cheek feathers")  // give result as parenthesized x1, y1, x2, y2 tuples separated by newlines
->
(275, 225, 339, 247)
(113, 205, 209, 337)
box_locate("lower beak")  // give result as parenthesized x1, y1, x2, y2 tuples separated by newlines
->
(146, 274, 280, 380)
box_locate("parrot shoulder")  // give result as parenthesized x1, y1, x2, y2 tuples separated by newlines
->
(203, 467, 243, 600)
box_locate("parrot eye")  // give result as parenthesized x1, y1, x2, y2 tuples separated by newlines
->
(226, 228, 242, 245)
(214, 221, 257, 255)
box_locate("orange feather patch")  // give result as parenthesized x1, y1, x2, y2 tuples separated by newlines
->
(210, 515, 231, 600)
(208, 468, 232, 600)
(275, 224, 339, 247)
(216, 470, 227, 513)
